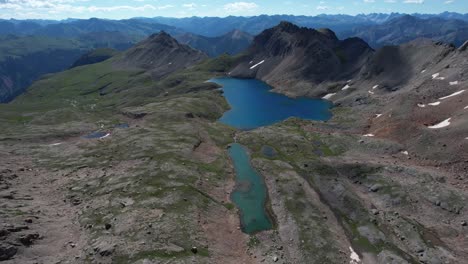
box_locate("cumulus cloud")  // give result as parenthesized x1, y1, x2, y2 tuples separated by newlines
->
(0, 0, 174, 18)
(182, 3, 197, 9)
(223, 2, 258, 12)
(403, 0, 424, 3)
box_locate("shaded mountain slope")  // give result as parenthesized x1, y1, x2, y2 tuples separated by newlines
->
(175, 30, 253, 57)
(71, 48, 119, 68)
(229, 22, 373, 95)
(0, 35, 88, 103)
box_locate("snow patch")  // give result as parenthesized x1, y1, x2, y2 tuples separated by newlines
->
(421, 69, 426, 73)
(432, 72, 446, 80)
(417, 104, 426, 108)
(372, 85, 379, 90)
(465, 106, 468, 110)
(99, 133, 111, 139)
(347, 80, 352, 83)
(322, 93, 336, 100)
(439, 90, 465, 100)
(363, 134, 375, 137)
(342, 84, 351, 90)
(49, 143, 62, 146)
(428, 118, 451, 129)
(375, 114, 382, 118)
(449, 81, 459, 86)
(349, 247, 361, 264)
(368, 90, 375, 95)
(249, 61, 253, 64)
(250, 60, 265, 69)
(428, 102, 441, 106)
(401, 151, 409, 155)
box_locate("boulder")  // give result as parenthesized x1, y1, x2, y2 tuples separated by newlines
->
(0, 243, 17, 261)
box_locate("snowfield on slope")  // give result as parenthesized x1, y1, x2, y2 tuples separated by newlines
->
(439, 90, 465, 100)
(322, 93, 336, 100)
(250, 60, 265, 69)
(428, 118, 451, 129)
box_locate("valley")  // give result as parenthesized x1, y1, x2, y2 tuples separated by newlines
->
(0, 11, 467, 264)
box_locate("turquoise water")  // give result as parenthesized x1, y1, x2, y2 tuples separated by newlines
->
(210, 77, 333, 130)
(216, 77, 332, 234)
(228, 143, 273, 234)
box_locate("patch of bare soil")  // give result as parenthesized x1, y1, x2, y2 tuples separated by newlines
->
(0, 143, 87, 263)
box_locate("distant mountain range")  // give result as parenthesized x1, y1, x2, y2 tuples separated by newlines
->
(343, 15, 468, 47)
(1, 12, 467, 102)
(0, 18, 183, 37)
(144, 12, 468, 37)
(174, 30, 253, 57)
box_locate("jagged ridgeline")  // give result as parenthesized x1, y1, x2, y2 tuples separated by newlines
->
(0, 20, 467, 264)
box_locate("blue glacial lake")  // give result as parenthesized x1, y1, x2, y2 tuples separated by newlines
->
(210, 77, 333, 130)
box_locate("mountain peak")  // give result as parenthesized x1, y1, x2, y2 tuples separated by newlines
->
(317, 28, 338, 41)
(118, 31, 207, 77)
(276, 21, 301, 33)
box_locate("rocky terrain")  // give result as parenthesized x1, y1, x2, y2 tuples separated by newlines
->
(0, 23, 467, 264)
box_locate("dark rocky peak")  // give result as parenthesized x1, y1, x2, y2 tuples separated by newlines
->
(276, 21, 302, 33)
(146, 31, 180, 47)
(117, 30, 207, 77)
(317, 28, 338, 41)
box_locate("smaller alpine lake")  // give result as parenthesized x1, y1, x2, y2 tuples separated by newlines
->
(210, 77, 333, 130)
(228, 143, 273, 234)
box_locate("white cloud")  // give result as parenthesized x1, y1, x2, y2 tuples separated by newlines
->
(0, 0, 175, 18)
(316, 5, 329, 10)
(182, 3, 196, 9)
(444, 0, 454, 3)
(363, 0, 375, 3)
(223, 2, 258, 12)
(403, 0, 424, 3)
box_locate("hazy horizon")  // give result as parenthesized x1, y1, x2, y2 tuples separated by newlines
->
(0, 0, 467, 20)
(2, 11, 468, 22)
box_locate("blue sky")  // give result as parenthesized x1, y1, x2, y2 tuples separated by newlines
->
(0, 0, 466, 20)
